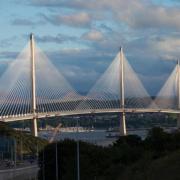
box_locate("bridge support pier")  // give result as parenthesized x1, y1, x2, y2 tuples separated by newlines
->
(32, 118, 38, 137)
(120, 112, 127, 136)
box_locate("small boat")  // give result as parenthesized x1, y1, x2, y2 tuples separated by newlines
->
(106, 132, 120, 138)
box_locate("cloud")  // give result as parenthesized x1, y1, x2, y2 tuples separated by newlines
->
(119, 5, 180, 30)
(43, 12, 92, 28)
(35, 34, 76, 44)
(60, 65, 100, 93)
(151, 36, 180, 60)
(31, 0, 180, 30)
(3, 0, 180, 95)
(45, 47, 114, 93)
(29, 0, 123, 10)
(12, 19, 36, 26)
(30, 0, 65, 6)
(0, 38, 15, 48)
(0, 51, 18, 60)
(82, 30, 104, 41)
(99, 24, 113, 32)
(154, 37, 180, 53)
(12, 18, 45, 26)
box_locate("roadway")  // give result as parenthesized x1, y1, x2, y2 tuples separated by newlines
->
(0, 108, 180, 122)
(0, 164, 38, 180)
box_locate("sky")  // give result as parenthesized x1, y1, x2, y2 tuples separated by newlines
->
(0, 0, 180, 95)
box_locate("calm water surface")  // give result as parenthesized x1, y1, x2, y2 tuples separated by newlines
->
(39, 129, 148, 146)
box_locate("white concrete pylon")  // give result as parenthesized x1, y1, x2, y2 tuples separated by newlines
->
(119, 47, 127, 136)
(30, 33, 38, 137)
(177, 60, 180, 129)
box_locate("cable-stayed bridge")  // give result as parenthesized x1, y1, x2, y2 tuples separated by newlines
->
(0, 34, 180, 136)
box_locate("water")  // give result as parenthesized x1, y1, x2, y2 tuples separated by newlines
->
(39, 129, 148, 146)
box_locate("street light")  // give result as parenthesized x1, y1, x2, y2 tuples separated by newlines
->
(55, 142, 59, 180)
(75, 116, 80, 180)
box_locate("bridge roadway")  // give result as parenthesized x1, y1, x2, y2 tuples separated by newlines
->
(0, 108, 180, 122)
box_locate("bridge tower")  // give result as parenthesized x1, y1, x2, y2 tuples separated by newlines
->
(30, 33, 38, 137)
(119, 47, 127, 136)
(177, 60, 180, 129)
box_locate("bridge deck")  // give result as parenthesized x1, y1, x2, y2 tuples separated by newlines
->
(1, 108, 180, 122)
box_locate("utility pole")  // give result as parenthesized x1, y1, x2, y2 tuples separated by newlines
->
(30, 33, 38, 137)
(119, 47, 127, 136)
(43, 149, 45, 180)
(76, 117, 80, 180)
(55, 142, 59, 180)
(36, 142, 39, 162)
(20, 135, 23, 161)
(177, 60, 180, 129)
(14, 138, 16, 169)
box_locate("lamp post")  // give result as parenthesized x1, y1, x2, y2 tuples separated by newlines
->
(55, 142, 59, 180)
(76, 116, 80, 180)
